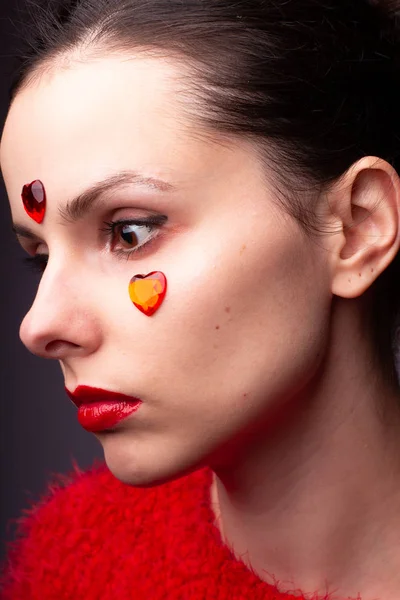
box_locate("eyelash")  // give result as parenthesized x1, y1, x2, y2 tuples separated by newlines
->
(24, 216, 167, 274)
(24, 254, 49, 274)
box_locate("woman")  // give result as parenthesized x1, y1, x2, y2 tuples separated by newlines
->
(1, 0, 400, 598)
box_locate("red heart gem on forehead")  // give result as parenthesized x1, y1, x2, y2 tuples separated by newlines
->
(21, 180, 46, 224)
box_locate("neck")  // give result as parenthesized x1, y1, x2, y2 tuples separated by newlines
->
(209, 299, 400, 600)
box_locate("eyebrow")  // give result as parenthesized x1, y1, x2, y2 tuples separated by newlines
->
(12, 171, 174, 239)
(12, 224, 39, 240)
(59, 171, 174, 223)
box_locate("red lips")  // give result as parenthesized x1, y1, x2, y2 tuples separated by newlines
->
(65, 386, 142, 432)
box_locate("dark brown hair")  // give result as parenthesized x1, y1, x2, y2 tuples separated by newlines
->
(10, 0, 400, 385)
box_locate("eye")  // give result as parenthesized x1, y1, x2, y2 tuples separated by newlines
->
(102, 216, 167, 256)
(117, 223, 154, 250)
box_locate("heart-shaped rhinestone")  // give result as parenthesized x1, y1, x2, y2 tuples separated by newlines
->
(21, 180, 46, 224)
(129, 271, 167, 316)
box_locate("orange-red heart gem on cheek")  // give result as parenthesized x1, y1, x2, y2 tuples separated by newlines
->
(128, 271, 167, 316)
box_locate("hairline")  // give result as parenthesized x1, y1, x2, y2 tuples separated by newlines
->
(10, 37, 324, 234)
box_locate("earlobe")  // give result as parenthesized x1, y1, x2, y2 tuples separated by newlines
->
(330, 157, 400, 299)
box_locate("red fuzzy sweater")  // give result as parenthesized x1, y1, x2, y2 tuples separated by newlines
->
(0, 464, 358, 599)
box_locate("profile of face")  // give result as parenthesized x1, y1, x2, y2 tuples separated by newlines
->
(0, 55, 334, 486)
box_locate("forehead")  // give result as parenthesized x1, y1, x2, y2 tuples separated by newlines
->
(0, 55, 206, 210)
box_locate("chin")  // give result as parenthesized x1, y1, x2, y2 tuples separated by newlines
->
(99, 431, 207, 489)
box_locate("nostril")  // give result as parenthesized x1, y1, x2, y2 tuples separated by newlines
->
(45, 340, 81, 355)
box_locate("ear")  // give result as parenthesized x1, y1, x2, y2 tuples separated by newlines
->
(328, 157, 400, 299)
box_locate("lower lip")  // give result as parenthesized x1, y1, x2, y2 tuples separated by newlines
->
(78, 401, 142, 433)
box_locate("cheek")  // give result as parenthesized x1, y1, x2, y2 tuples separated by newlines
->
(116, 226, 331, 416)
(196, 240, 328, 381)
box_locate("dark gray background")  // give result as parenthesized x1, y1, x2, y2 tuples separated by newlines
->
(0, 1, 102, 559)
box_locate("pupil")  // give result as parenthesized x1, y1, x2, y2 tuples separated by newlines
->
(121, 227, 138, 246)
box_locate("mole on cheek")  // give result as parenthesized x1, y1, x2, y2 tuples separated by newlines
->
(224, 306, 231, 314)
(215, 325, 220, 330)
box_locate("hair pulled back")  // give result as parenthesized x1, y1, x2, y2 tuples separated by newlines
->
(10, 0, 400, 386)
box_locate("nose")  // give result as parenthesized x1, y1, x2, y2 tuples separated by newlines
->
(19, 264, 102, 361)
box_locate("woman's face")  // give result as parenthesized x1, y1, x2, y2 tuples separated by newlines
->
(1, 55, 332, 484)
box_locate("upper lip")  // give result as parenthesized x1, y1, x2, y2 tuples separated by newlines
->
(65, 385, 142, 408)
